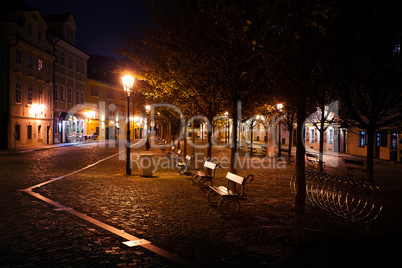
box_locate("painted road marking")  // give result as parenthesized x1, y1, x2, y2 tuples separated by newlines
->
(20, 142, 196, 268)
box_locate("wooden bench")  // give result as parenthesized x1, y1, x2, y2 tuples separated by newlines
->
(176, 155, 193, 175)
(247, 143, 257, 154)
(306, 153, 325, 168)
(191, 161, 220, 190)
(261, 145, 266, 155)
(158, 139, 168, 150)
(207, 172, 254, 215)
(170, 149, 182, 163)
(343, 158, 367, 178)
(166, 145, 175, 156)
(281, 149, 295, 162)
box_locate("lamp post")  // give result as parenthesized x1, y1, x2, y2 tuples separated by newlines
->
(122, 74, 134, 175)
(145, 105, 151, 150)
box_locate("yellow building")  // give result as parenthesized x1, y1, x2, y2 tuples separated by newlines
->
(45, 13, 89, 143)
(1, 2, 55, 149)
(86, 55, 146, 141)
(347, 126, 401, 162)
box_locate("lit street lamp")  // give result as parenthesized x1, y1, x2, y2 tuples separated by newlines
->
(145, 105, 151, 150)
(122, 74, 135, 175)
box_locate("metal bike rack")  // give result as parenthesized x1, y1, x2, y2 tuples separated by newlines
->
(290, 171, 383, 223)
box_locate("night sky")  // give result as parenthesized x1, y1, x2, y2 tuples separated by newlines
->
(24, 0, 145, 58)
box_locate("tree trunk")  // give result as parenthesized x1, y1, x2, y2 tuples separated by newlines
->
(183, 122, 187, 156)
(294, 86, 306, 247)
(250, 125, 254, 156)
(318, 104, 325, 173)
(287, 125, 293, 164)
(206, 119, 213, 160)
(230, 107, 238, 171)
(366, 127, 375, 183)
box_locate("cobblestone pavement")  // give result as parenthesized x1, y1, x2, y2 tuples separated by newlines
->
(1, 141, 402, 267)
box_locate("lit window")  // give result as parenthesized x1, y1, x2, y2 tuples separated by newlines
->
(38, 59, 43, 72)
(310, 129, 315, 143)
(359, 131, 366, 147)
(328, 129, 334, 144)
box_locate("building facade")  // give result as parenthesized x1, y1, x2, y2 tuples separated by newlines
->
(1, 2, 55, 149)
(45, 13, 89, 143)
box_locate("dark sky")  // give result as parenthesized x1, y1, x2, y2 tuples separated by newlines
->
(24, 0, 145, 58)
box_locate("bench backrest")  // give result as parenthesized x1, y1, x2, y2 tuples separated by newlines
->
(204, 161, 219, 177)
(226, 172, 245, 185)
(306, 153, 318, 158)
(344, 158, 364, 166)
(204, 161, 217, 170)
(226, 172, 254, 196)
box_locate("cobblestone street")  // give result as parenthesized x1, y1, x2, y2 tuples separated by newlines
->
(1, 141, 402, 267)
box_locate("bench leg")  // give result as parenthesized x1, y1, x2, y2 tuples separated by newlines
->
(190, 174, 199, 185)
(218, 198, 241, 215)
(207, 189, 220, 205)
(346, 168, 355, 177)
(199, 177, 212, 191)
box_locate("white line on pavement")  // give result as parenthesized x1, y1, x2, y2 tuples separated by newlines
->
(19, 141, 197, 268)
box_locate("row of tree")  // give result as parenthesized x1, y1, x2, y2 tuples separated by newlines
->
(120, 0, 402, 245)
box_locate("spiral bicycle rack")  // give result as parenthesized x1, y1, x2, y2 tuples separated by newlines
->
(290, 171, 383, 223)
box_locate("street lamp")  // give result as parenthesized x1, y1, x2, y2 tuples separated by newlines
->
(145, 105, 151, 150)
(122, 74, 135, 175)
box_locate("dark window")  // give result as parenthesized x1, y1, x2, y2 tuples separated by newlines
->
(27, 125, 32, 139)
(15, 125, 20, 140)
(16, 49, 21, 64)
(15, 83, 21, 104)
(28, 87, 33, 105)
(54, 84, 59, 100)
(381, 131, 388, 147)
(68, 88, 72, 103)
(60, 85, 64, 101)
